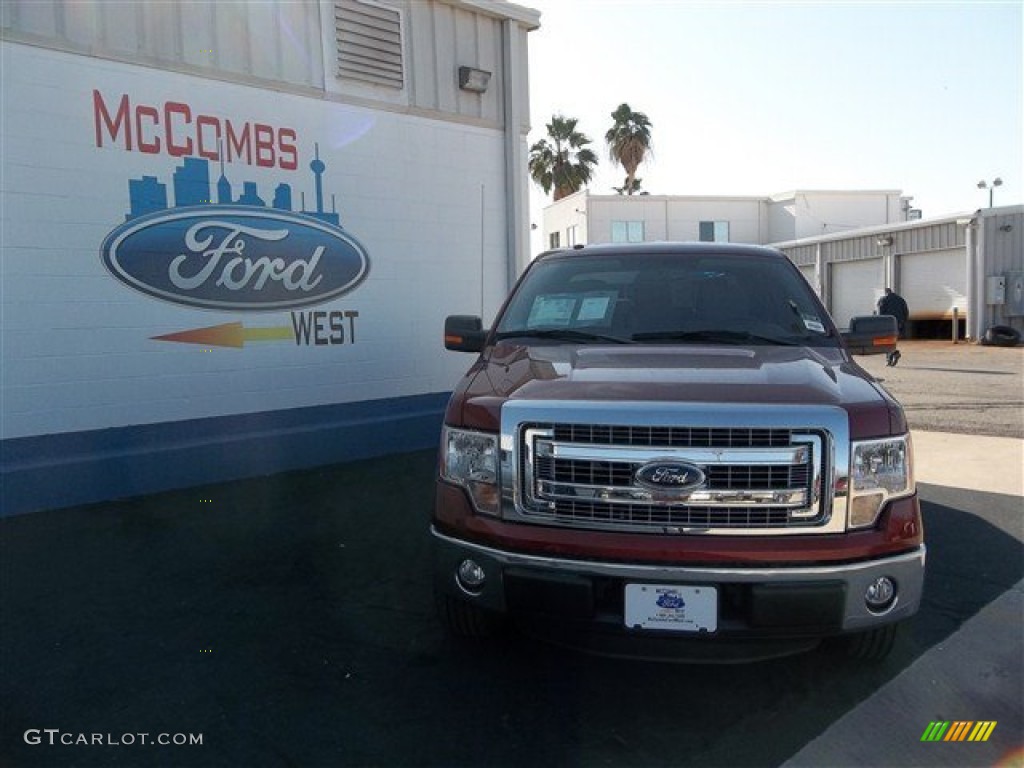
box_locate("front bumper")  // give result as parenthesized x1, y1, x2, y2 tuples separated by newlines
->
(432, 527, 925, 641)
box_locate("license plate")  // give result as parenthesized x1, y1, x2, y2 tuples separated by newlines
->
(624, 584, 718, 633)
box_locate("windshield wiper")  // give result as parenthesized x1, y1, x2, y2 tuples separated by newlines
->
(630, 330, 802, 346)
(493, 328, 632, 344)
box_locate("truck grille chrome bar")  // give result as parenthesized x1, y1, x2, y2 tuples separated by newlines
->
(519, 423, 826, 533)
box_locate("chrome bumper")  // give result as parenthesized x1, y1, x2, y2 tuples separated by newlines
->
(432, 527, 926, 634)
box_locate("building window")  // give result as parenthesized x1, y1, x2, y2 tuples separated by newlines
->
(566, 225, 579, 246)
(549, 232, 561, 249)
(699, 221, 730, 242)
(335, 0, 404, 89)
(611, 220, 644, 243)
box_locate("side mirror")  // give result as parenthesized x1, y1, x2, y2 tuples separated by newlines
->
(842, 315, 898, 356)
(444, 315, 486, 353)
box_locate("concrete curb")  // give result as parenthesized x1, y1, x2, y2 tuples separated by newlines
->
(913, 431, 1024, 497)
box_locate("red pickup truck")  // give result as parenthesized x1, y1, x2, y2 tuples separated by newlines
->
(433, 242, 923, 661)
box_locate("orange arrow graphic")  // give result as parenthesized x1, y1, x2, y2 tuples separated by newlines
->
(152, 322, 293, 348)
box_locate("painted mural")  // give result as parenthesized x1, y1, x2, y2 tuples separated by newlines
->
(93, 90, 368, 348)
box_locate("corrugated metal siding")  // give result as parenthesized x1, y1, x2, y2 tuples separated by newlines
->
(897, 221, 964, 254)
(983, 211, 1024, 276)
(1, 0, 325, 91)
(405, 0, 504, 124)
(2, 0, 521, 125)
(982, 210, 1024, 329)
(785, 222, 967, 265)
(784, 244, 816, 266)
(762, 211, 1022, 336)
(335, 0, 404, 88)
(823, 235, 883, 263)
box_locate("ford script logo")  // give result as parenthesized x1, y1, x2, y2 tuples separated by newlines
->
(100, 207, 369, 311)
(635, 461, 706, 492)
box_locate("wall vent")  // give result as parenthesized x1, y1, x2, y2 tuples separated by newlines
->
(335, 0, 404, 89)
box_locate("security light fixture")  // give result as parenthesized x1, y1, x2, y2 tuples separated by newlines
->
(977, 177, 1003, 208)
(876, 235, 893, 247)
(458, 66, 491, 93)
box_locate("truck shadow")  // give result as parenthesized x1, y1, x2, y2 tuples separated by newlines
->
(0, 455, 1020, 767)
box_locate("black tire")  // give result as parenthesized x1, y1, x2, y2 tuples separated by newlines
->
(981, 325, 1021, 347)
(436, 593, 497, 638)
(843, 622, 899, 661)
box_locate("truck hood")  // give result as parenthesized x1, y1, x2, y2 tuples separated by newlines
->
(455, 342, 901, 437)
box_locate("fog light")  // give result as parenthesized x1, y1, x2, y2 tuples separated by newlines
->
(456, 559, 486, 593)
(864, 576, 897, 613)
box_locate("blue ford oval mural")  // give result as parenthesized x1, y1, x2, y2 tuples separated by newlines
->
(101, 207, 369, 311)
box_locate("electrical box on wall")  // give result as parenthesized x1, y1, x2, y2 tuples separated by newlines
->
(986, 275, 1006, 305)
(1004, 272, 1024, 317)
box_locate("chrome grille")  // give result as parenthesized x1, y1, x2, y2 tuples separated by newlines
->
(520, 423, 826, 533)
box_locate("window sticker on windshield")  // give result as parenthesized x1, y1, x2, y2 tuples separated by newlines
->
(528, 295, 577, 327)
(528, 291, 617, 327)
(803, 316, 826, 333)
(577, 294, 613, 321)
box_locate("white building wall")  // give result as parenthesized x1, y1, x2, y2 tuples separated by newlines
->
(767, 198, 797, 242)
(770, 191, 904, 240)
(544, 189, 906, 249)
(664, 199, 764, 243)
(0, 40, 521, 440)
(589, 196, 669, 242)
(540, 189, 588, 250)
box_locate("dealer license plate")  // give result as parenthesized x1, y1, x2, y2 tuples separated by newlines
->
(624, 584, 718, 633)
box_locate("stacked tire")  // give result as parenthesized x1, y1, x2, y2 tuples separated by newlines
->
(981, 325, 1022, 347)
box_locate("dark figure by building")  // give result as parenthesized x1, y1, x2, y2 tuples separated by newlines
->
(877, 288, 909, 366)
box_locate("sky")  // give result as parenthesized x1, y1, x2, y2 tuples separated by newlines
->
(524, 0, 1022, 244)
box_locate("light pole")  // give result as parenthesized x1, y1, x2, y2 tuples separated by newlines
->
(977, 177, 1002, 208)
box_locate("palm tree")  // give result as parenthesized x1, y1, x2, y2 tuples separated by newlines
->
(528, 115, 598, 201)
(605, 103, 652, 196)
(613, 176, 643, 195)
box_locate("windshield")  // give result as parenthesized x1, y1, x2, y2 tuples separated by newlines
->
(494, 251, 837, 346)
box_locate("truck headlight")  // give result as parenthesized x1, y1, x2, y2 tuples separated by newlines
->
(441, 426, 500, 516)
(849, 435, 914, 529)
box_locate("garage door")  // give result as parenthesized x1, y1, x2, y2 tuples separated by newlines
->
(830, 258, 884, 331)
(898, 249, 966, 320)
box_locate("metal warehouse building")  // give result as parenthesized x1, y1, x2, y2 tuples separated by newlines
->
(776, 206, 1024, 340)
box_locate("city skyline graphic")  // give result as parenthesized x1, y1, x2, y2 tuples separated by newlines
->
(125, 143, 341, 226)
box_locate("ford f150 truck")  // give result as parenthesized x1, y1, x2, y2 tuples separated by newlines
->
(433, 242, 923, 661)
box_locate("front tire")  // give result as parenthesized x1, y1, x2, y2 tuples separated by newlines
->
(843, 622, 899, 660)
(436, 593, 498, 638)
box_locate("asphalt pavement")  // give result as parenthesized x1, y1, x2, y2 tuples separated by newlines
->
(856, 340, 1023, 439)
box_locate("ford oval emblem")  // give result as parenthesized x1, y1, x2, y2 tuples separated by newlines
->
(635, 461, 706, 492)
(100, 207, 369, 311)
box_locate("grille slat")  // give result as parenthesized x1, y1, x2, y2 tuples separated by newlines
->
(552, 424, 793, 448)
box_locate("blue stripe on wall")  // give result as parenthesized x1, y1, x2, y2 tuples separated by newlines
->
(0, 392, 450, 517)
